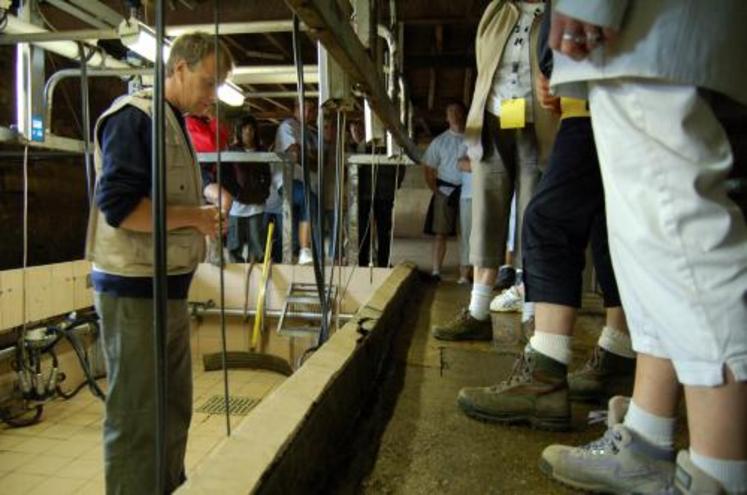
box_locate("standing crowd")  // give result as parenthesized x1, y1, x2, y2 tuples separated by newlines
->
(85, 0, 746, 491)
(423, 1, 747, 494)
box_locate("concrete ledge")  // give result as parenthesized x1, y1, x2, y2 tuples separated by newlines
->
(177, 263, 418, 494)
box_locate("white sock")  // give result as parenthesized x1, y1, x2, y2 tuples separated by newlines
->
(598, 326, 635, 359)
(623, 400, 676, 449)
(431, 269, 440, 276)
(468, 283, 492, 321)
(522, 302, 535, 323)
(529, 331, 572, 365)
(690, 449, 747, 493)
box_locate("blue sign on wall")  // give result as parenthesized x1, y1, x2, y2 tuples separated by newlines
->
(31, 116, 44, 142)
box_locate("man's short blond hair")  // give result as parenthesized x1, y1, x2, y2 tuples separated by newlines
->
(166, 32, 234, 78)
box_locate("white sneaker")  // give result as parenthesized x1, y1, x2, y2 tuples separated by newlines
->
(298, 248, 313, 265)
(457, 277, 470, 285)
(490, 285, 523, 313)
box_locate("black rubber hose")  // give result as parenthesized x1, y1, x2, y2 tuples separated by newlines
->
(55, 324, 106, 401)
(292, 15, 330, 345)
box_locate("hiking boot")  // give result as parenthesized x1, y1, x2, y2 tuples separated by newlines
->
(540, 396, 675, 494)
(674, 451, 727, 494)
(457, 346, 570, 430)
(432, 308, 492, 341)
(568, 346, 635, 402)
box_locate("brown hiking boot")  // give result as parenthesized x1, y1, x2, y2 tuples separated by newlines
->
(431, 308, 493, 341)
(457, 346, 570, 430)
(568, 346, 635, 402)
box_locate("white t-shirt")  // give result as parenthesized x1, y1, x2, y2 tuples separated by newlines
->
(460, 170, 473, 200)
(230, 147, 265, 218)
(422, 129, 465, 196)
(486, 1, 545, 122)
(273, 118, 318, 193)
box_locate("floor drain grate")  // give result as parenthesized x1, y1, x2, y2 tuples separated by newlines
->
(196, 395, 258, 416)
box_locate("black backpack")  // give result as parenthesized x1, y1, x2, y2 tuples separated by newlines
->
(229, 145, 271, 205)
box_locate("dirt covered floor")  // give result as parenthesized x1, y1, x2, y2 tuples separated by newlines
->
(327, 277, 629, 494)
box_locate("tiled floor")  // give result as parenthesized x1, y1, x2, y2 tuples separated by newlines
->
(0, 357, 286, 495)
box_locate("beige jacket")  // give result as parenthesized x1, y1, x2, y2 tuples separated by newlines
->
(85, 90, 205, 277)
(465, 0, 558, 167)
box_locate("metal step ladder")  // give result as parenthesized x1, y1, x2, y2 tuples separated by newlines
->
(276, 282, 336, 338)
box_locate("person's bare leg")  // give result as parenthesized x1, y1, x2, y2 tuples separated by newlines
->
(606, 306, 629, 335)
(683, 369, 747, 491)
(299, 221, 311, 249)
(474, 266, 498, 286)
(686, 369, 747, 459)
(630, 354, 679, 417)
(535, 303, 576, 337)
(459, 265, 471, 281)
(432, 234, 447, 275)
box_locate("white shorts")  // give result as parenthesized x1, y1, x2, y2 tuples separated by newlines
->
(589, 80, 747, 387)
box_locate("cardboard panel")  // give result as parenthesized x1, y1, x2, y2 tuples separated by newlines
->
(0, 269, 24, 330)
(25, 265, 52, 322)
(50, 262, 75, 316)
(73, 260, 93, 310)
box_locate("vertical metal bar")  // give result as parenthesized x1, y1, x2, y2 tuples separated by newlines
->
(347, 163, 359, 266)
(282, 159, 293, 263)
(77, 43, 93, 207)
(214, 0, 231, 437)
(151, 0, 168, 492)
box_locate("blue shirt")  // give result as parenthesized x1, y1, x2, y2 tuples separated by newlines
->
(92, 102, 194, 299)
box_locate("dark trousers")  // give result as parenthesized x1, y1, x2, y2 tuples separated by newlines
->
(522, 117, 621, 308)
(358, 197, 395, 267)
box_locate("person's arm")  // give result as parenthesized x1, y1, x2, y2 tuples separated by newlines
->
(119, 198, 224, 237)
(421, 140, 440, 193)
(554, 0, 628, 30)
(536, 73, 561, 113)
(202, 183, 233, 215)
(550, 1, 624, 61)
(458, 157, 472, 172)
(423, 166, 438, 193)
(96, 108, 223, 238)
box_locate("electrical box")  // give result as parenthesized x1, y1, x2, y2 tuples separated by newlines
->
(364, 99, 385, 145)
(318, 44, 353, 111)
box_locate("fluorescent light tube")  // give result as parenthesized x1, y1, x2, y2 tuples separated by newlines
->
(217, 81, 245, 107)
(119, 18, 171, 63)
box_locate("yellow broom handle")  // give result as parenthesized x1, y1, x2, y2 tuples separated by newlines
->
(251, 221, 275, 349)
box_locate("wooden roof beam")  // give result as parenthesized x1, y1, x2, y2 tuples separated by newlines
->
(284, 0, 420, 162)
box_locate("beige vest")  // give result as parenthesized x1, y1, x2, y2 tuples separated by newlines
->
(85, 89, 206, 277)
(465, 0, 558, 167)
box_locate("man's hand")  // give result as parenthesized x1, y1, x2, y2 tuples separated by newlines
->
(536, 73, 561, 114)
(193, 205, 224, 238)
(457, 157, 472, 173)
(549, 11, 618, 61)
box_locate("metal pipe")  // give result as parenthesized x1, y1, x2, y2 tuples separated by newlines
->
(165, 20, 304, 37)
(232, 65, 319, 85)
(0, 28, 119, 44)
(77, 44, 94, 208)
(377, 24, 397, 100)
(151, 0, 168, 491)
(193, 308, 355, 321)
(2, 15, 129, 69)
(44, 67, 151, 132)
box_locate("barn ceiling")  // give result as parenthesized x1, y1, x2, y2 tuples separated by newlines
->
(29, 0, 492, 140)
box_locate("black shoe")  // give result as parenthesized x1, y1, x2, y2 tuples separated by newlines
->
(495, 266, 516, 291)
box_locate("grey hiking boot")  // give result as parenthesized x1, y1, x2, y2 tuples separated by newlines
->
(540, 396, 675, 494)
(674, 451, 727, 494)
(457, 346, 570, 430)
(568, 346, 635, 402)
(432, 308, 493, 341)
